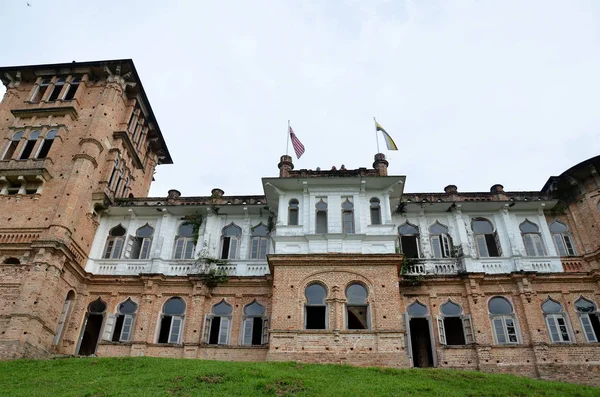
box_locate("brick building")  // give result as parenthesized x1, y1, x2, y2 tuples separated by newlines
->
(0, 60, 599, 386)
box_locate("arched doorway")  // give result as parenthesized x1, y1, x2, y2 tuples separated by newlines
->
(406, 300, 435, 368)
(77, 298, 107, 356)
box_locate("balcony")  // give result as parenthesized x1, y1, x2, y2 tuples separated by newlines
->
(561, 257, 590, 273)
(11, 100, 79, 120)
(0, 158, 53, 180)
(87, 258, 270, 277)
(402, 258, 464, 276)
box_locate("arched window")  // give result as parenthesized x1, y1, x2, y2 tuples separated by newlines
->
(103, 225, 126, 259)
(3, 257, 20, 265)
(250, 223, 269, 260)
(53, 290, 75, 346)
(575, 297, 600, 342)
(520, 220, 545, 256)
(158, 297, 186, 344)
(31, 78, 50, 103)
(241, 301, 268, 346)
(288, 199, 299, 226)
(437, 300, 474, 345)
(203, 300, 233, 345)
(370, 198, 382, 225)
(405, 300, 434, 368)
(341, 198, 355, 234)
(103, 298, 138, 343)
(315, 199, 328, 234)
(114, 169, 125, 196)
(305, 283, 327, 330)
(472, 218, 502, 257)
(48, 77, 65, 101)
(77, 298, 107, 356)
(399, 223, 420, 259)
(2, 131, 24, 160)
(489, 297, 519, 344)
(220, 223, 242, 259)
(407, 301, 428, 317)
(429, 222, 452, 258)
(19, 130, 40, 160)
(542, 298, 571, 343)
(108, 157, 120, 188)
(35, 129, 57, 159)
(62, 76, 80, 100)
(549, 220, 576, 256)
(346, 283, 369, 330)
(173, 223, 195, 259)
(131, 224, 154, 259)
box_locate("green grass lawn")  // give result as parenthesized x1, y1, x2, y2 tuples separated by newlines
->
(0, 357, 597, 397)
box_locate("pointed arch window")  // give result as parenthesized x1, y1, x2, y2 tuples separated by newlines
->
(399, 223, 420, 258)
(53, 291, 75, 346)
(19, 130, 40, 160)
(103, 225, 126, 259)
(220, 223, 242, 259)
(542, 298, 572, 343)
(575, 297, 600, 342)
(472, 218, 502, 257)
(489, 296, 520, 344)
(2, 131, 24, 160)
(241, 301, 269, 346)
(341, 198, 355, 234)
(437, 300, 474, 346)
(103, 298, 138, 343)
(305, 283, 327, 330)
(250, 223, 270, 260)
(158, 297, 186, 344)
(35, 129, 57, 159)
(429, 222, 452, 258)
(131, 224, 154, 259)
(370, 198, 382, 225)
(520, 220, 546, 256)
(174, 223, 196, 259)
(549, 221, 576, 256)
(288, 199, 299, 226)
(315, 199, 328, 234)
(346, 283, 369, 330)
(203, 301, 233, 345)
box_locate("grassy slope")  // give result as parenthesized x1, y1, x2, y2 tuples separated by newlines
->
(0, 357, 597, 397)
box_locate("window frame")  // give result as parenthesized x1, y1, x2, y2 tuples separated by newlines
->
(157, 297, 186, 345)
(220, 223, 242, 260)
(369, 197, 382, 225)
(1, 131, 24, 160)
(437, 300, 474, 346)
(488, 296, 521, 345)
(102, 298, 138, 343)
(345, 283, 370, 330)
(315, 199, 328, 234)
(575, 297, 600, 343)
(520, 220, 546, 257)
(103, 225, 127, 259)
(472, 217, 502, 258)
(249, 223, 270, 260)
(240, 301, 269, 346)
(398, 222, 421, 258)
(549, 220, 577, 256)
(288, 199, 300, 226)
(173, 223, 196, 260)
(304, 283, 328, 330)
(203, 300, 233, 345)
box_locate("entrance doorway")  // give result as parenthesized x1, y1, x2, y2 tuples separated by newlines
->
(77, 298, 107, 356)
(410, 317, 434, 367)
(406, 300, 435, 368)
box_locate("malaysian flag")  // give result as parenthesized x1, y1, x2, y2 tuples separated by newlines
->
(289, 125, 305, 159)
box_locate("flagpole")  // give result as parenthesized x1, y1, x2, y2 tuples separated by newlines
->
(373, 117, 380, 153)
(286, 120, 290, 156)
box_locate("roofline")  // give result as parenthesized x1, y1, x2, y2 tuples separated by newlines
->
(0, 59, 173, 165)
(541, 154, 600, 192)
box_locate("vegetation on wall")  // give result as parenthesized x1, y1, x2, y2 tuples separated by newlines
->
(193, 249, 229, 289)
(182, 212, 204, 246)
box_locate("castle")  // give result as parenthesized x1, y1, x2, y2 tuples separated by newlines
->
(0, 59, 598, 386)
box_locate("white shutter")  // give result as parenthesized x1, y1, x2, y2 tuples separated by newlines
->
(169, 316, 183, 344)
(120, 315, 134, 342)
(462, 315, 475, 344)
(218, 317, 230, 345)
(403, 313, 413, 364)
(202, 315, 212, 343)
(441, 234, 451, 257)
(123, 236, 134, 259)
(242, 317, 253, 345)
(102, 314, 116, 341)
(494, 232, 502, 256)
(580, 315, 598, 342)
(262, 316, 270, 344)
(437, 316, 446, 345)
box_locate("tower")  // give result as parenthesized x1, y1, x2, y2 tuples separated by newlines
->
(0, 60, 171, 357)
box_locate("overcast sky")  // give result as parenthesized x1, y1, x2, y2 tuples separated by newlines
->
(1, 1, 599, 197)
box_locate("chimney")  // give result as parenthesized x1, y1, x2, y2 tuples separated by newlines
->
(211, 188, 225, 197)
(167, 189, 181, 199)
(278, 155, 294, 178)
(373, 153, 389, 176)
(490, 184, 504, 193)
(444, 185, 458, 194)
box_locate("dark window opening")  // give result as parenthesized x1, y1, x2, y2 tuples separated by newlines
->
(444, 317, 466, 345)
(77, 314, 103, 356)
(251, 318, 263, 345)
(410, 317, 434, 368)
(31, 81, 49, 103)
(401, 235, 419, 258)
(36, 139, 54, 159)
(158, 316, 172, 343)
(19, 140, 36, 160)
(63, 80, 79, 100)
(48, 85, 62, 101)
(4, 257, 20, 265)
(2, 141, 19, 160)
(112, 315, 125, 342)
(485, 234, 500, 257)
(221, 237, 231, 259)
(347, 306, 368, 330)
(25, 187, 38, 195)
(7, 182, 20, 195)
(589, 314, 600, 340)
(305, 306, 326, 329)
(209, 316, 221, 344)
